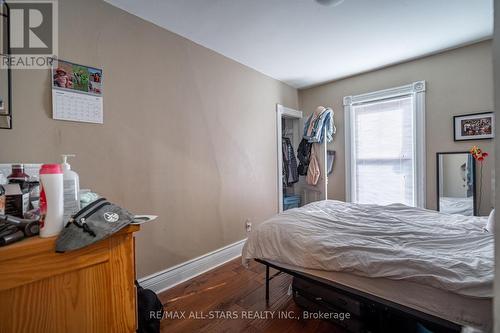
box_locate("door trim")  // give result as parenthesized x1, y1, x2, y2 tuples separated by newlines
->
(277, 104, 303, 213)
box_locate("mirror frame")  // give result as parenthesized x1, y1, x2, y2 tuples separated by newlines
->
(436, 151, 477, 216)
(0, 0, 12, 129)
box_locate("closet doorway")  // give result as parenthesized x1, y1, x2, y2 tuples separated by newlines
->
(276, 104, 328, 213)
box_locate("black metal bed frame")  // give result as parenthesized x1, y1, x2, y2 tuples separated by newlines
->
(255, 259, 462, 332)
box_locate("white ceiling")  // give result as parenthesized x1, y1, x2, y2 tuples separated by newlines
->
(104, 0, 493, 88)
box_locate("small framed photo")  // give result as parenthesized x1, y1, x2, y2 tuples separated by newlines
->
(453, 112, 495, 141)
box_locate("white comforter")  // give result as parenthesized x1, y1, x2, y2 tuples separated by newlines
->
(242, 200, 493, 298)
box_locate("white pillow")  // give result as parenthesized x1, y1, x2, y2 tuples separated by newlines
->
(485, 209, 495, 233)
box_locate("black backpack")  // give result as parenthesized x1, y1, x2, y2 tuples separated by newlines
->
(136, 281, 163, 333)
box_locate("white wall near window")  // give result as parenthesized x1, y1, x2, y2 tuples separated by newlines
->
(344, 81, 426, 207)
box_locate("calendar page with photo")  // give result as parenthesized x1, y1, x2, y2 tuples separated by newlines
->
(51, 59, 103, 124)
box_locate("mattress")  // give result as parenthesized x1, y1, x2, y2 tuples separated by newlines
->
(243, 200, 494, 298)
(264, 260, 492, 332)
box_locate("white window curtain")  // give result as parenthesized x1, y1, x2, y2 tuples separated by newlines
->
(344, 81, 426, 207)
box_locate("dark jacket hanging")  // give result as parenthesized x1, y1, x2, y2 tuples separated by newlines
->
(282, 137, 299, 186)
(297, 138, 312, 176)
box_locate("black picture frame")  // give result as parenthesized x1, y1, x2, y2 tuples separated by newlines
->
(453, 112, 494, 141)
(436, 152, 477, 216)
(0, 0, 12, 129)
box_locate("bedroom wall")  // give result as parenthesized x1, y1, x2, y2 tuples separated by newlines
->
(299, 41, 494, 215)
(0, 0, 298, 277)
(493, 0, 499, 330)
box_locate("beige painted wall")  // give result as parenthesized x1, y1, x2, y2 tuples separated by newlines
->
(0, 0, 298, 277)
(299, 41, 494, 215)
(493, 1, 499, 331)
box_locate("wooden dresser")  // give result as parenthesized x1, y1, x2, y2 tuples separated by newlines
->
(0, 225, 140, 333)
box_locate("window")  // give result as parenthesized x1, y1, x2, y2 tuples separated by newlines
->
(344, 82, 426, 207)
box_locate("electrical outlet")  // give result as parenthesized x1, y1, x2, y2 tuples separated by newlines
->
(245, 219, 252, 233)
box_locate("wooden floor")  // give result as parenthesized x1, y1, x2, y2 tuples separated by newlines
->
(158, 258, 346, 333)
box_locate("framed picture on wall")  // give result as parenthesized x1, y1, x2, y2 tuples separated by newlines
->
(0, 2, 12, 129)
(453, 112, 495, 141)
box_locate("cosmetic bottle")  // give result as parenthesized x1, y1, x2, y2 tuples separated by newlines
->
(39, 164, 64, 238)
(7, 164, 29, 191)
(61, 155, 81, 223)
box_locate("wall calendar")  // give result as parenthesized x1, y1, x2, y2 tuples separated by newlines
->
(51, 59, 103, 124)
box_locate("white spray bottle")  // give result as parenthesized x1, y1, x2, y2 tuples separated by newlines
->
(61, 154, 81, 223)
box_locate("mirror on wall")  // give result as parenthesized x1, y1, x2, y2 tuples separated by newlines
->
(437, 152, 476, 216)
(0, 1, 11, 129)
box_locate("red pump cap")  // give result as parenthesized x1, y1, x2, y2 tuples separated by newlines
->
(39, 164, 62, 174)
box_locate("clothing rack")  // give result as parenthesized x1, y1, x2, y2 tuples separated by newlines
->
(282, 128, 293, 137)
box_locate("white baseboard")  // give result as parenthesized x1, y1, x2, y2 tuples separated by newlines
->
(138, 239, 246, 294)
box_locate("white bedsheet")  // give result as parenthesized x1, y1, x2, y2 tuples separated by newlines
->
(242, 200, 494, 298)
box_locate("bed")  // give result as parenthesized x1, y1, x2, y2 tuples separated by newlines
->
(242, 200, 493, 332)
(439, 196, 474, 216)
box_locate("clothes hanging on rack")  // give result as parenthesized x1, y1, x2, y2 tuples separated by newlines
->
(297, 138, 312, 176)
(303, 106, 336, 143)
(282, 137, 299, 186)
(305, 106, 327, 137)
(306, 144, 320, 185)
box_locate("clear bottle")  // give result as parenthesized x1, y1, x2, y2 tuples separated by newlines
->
(61, 155, 81, 223)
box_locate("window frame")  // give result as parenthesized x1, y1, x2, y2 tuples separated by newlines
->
(343, 81, 426, 208)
